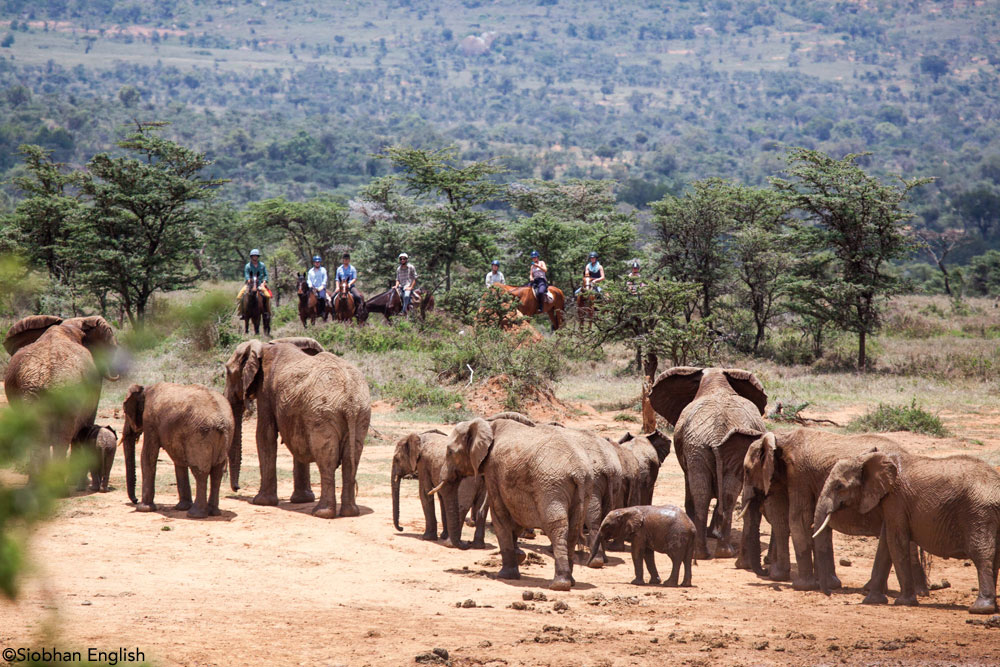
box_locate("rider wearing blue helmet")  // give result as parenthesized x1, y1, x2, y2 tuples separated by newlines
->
(528, 250, 548, 312)
(576, 251, 605, 296)
(307, 255, 328, 303)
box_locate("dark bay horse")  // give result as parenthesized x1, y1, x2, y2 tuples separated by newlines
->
(241, 275, 271, 335)
(332, 285, 357, 322)
(297, 274, 328, 327)
(363, 287, 432, 324)
(496, 284, 565, 330)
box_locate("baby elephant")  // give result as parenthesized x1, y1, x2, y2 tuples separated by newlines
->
(81, 424, 117, 492)
(598, 505, 695, 586)
(122, 383, 235, 519)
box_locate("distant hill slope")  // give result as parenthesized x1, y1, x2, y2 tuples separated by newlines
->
(1, 0, 998, 243)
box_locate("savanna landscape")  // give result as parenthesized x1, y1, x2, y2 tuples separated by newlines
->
(3, 2, 1000, 666)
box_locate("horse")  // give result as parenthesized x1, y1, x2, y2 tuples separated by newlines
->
(576, 277, 597, 330)
(241, 275, 271, 336)
(332, 285, 357, 322)
(497, 283, 565, 331)
(297, 274, 328, 327)
(364, 287, 403, 323)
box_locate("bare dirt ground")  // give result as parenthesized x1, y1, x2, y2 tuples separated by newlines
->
(3, 396, 1000, 666)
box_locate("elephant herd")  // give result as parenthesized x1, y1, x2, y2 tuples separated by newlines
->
(3, 313, 1000, 614)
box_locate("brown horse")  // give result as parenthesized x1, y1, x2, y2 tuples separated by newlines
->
(576, 277, 597, 330)
(241, 275, 271, 336)
(297, 274, 328, 327)
(498, 284, 565, 330)
(332, 286, 356, 322)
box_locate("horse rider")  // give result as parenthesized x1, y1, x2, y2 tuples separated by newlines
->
(576, 251, 605, 296)
(238, 249, 272, 311)
(625, 260, 647, 294)
(336, 252, 363, 304)
(307, 255, 328, 306)
(394, 252, 418, 315)
(485, 259, 505, 287)
(528, 250, 548, 313)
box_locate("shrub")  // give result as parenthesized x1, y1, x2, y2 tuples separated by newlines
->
(178, 290, 240, 350)
(473, 286, 521, 329)
(438, 283, 487, 325)
(376, 378, 464, 410)
(847, 399, 948, 437)
(432, 326, 562, 391)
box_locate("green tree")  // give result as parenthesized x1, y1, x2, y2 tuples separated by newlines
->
(919, 54, 949, 82)
(377, 146, 505, 291)
(651, 178, 736, 320)
(245, 196, 352, 265)
(69, 122, 225, 323)
(774, 148, 928, 369)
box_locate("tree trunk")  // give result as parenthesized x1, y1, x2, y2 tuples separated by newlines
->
(857, 329, 866, 371)
(938, 260, 952, 296)
(445, 260, 452, 292)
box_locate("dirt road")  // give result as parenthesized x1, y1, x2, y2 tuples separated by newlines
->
(2, 402, 1000, 666)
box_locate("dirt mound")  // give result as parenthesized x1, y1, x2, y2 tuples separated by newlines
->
(464, 374, 570, 421)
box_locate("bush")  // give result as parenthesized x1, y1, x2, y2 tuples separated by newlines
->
(473, 286, 521, 329)
(438, 283, 487, 325)
(847, 399, 948, 437)
(179, 290, 240, 350)
(432, 326, 562, 391)
(766, 330, 816, 366)
(376, 378, 464, 410)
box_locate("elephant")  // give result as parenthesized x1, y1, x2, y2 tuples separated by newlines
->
(224, 337, 370, 518)
(122, 383, 235, 519)
(3, 315, 121, 481)
(432, 416, 594, 591)
(742, 429, 929, 595)
(649, 366, 767, 561)
(616, 431, 671, 506)
(82, 424, 117, 493)
(391, 429, 487, 547)
(598, 505, 695, 587)
(814, 449, 1000, 614)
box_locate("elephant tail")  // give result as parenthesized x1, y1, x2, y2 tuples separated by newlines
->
(711, 444, 726, 523)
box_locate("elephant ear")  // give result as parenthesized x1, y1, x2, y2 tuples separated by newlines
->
(3, 315, 63, 355)
(624, 511, 644, 536)
(406, 433, 423, 472)
(723, 369, 768, 416)
(617, 432, 635, 444)
(66, 316, 118, 350)
(859, 451, 898, 515)
(746, 432, 777, 495)
(225, 340, 264, 400)
(646, 430, 672, 463)
(123, 384, 145, 432)
(466, 418, 495, 473)
(270, 337, 324, 356)
(648, 366, 704, 426)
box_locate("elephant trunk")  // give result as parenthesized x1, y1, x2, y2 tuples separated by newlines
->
(442, 482, 466, 549)
(391, 459, 403, 532)
(740, 494, 765, 575)
(813, 497, 836, 540)
(122, 423, 138, 504)
(228, 399, 244, 491)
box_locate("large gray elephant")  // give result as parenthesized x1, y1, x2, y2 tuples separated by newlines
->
(741, 429, 928, 594)
(649, 366, 767, 560)
(224, 337, 370, 518)
(122, 383, 234, 519)
(433, 416, 594, 591)
(391, 429, 487, 547)
(3, 315, 122, 486)
(814, 449, 1000, 614)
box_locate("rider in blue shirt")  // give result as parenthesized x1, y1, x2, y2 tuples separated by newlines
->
(306, 255, 328, 303)
(335, 253, 363, 304)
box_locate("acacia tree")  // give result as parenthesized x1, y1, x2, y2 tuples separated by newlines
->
(651, 178, 735, 321)
(244, 196, 352, 264)
(70, 122, 225, 323)
(914, 228, 968, 297)
(774, 149, 928, 370)
(378, 146, 504, 291)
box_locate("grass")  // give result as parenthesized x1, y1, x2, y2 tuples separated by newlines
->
(847, 399, 949, 438)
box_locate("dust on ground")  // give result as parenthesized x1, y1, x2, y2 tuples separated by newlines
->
(2, 396, 1000, 666)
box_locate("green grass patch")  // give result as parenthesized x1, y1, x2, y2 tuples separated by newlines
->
(847, 399, 949, 437)
(376, 378, 464, 411)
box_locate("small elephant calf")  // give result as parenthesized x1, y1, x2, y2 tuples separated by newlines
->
(83, 424, 117, 492)
(598, 505, 695, 586)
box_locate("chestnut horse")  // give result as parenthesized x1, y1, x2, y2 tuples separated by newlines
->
(576, 277, 597, 330)
(241, 275, 271, 336)
(497, 284, 565, 330)
(297, 274, 328, 327)
(332, 285, 356, 322)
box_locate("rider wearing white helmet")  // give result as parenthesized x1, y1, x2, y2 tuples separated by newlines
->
(394, 252, 418, 315)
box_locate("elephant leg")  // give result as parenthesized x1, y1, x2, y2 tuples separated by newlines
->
(252, 411, 280, 506)
(313, 448, 341, 520)
(689, 470, 713, 560)
(666, 552, 683, 587)
(789, 516, 818, 590)
(708, 506, 723, 540)
(174, 463, 193, 511)
(646, 549, 661, 585)
(764, 495, 791, 581)
(547, 517, 573, 591)
(208, 461, 224, 516)
(969, 531, 998, 614)
(289, 460, 315, 503)
(814, 527, 842, 593)
(137, 437, 159, 512)
(338, 427, 361, 517)
(470, 486, 488, 549)
(630, 538, 646, 585)
(882, 523, 917, 606)
(910, 543, 930, 597)
(863, 527, 891, 605)
(714, 474, 741, 559)
(492, 503, 520, 581)
(187, 469, 210, 519)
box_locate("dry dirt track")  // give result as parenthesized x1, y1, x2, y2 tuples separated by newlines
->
(2, 402, 1000, 667)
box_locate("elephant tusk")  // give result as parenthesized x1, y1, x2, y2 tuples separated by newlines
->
(736, 501, 749, 522)
(427, 481, 446, 496)
(812, 514, 832, 540)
